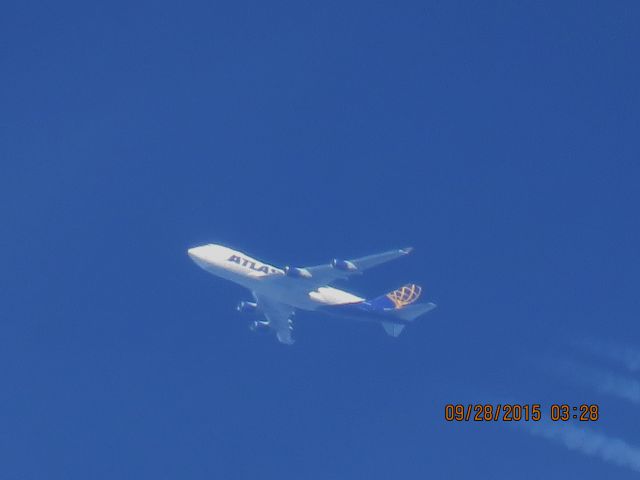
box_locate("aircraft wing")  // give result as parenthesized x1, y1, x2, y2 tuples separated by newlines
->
(301, 247, 413, 286)
(253, 292, 295, 345)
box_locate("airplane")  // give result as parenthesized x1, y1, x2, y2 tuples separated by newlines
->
(187, 244, 437, 344)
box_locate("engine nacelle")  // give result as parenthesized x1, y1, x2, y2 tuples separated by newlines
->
(331, 258, 357, 271)
(237, 301, 257, 314)
(249, 320, 270, 333)
(284, 266, 312, 279)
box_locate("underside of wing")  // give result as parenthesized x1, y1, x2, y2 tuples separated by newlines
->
(252, 292, 295, 345)
(300, 247, 414, 286)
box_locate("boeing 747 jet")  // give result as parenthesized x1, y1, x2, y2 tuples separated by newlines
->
(187, 244, 436, 344)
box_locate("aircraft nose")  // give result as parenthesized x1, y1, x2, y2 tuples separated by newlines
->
(187, 244, 215, 267)
(187, 247, 204, 261)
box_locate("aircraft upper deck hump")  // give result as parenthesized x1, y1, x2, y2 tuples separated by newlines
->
(188, 244, 283, 279)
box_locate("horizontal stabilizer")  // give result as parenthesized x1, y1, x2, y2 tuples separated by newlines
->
(392, 302, 437, 322)
(381, 322, 406, 337)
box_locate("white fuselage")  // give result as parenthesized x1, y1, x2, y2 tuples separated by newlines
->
(187, 244, 364, 310)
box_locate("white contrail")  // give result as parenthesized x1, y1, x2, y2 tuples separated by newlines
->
(525, 422, 640, 473)
(575, 338, 640, 373)
(551, 358, 640, 405)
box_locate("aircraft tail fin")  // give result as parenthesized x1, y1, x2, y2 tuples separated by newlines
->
(367, 284, 423, 311)
(365, 284, 436, 337)
(379, 303, 437, 337)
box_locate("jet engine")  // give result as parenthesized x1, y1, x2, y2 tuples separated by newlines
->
(284, 266, 312, 279)
(249, 320, 270, 332)
(330, 259, 357, 271)
(237, 301, 257, 314)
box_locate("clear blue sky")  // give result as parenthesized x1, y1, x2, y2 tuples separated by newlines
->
(2, 1, 639, 478)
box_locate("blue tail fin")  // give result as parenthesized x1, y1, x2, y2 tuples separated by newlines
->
(365, 284, 437, 337)
(380, 302, 437, 337)
(366, 284, 423, 312)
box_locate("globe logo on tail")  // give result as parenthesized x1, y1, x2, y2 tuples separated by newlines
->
(386, 284, 422, 309)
